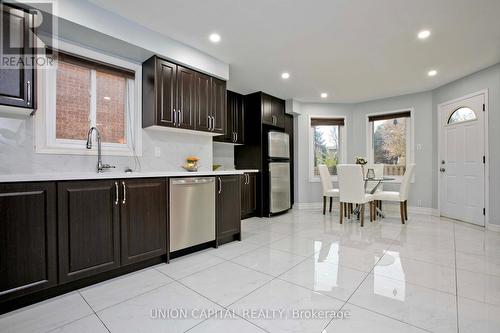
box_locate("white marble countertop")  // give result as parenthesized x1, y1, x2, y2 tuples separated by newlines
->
(0, 169, 260, 183)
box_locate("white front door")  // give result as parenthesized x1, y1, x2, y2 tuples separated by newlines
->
(439, 93, 485, 226)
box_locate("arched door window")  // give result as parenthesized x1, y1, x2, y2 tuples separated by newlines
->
(448, 107, 477, 125)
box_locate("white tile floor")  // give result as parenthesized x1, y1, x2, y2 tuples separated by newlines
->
(2, 209, 500, 332)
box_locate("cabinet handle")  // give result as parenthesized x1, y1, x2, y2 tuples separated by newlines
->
(26, 81, 31, 106)
(179, 110, 182, 125)
(246, 174, 249, 184)
(114, 181, 119, 205)
(173, 108, 177, 126)
(122, 181, 126, 205)
(211, 116, 215, 131)
(218, 177, 222, 194)
(235, 132, 238, 142)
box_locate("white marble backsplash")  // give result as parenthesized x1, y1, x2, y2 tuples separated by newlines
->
(0, 115, 213, 175)
(213, 143, 235, 170)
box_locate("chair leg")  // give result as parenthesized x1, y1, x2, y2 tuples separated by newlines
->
(400, 202, 405, 224)
(350, 203, 353, 214)
(323, 196, 326, 215)
(329, 197, 333, 212)
(347, 203, 351, 219)
(360, 204, 365, 227)
(404, 200, 408, 220)
(339, 202, 344, 224)
(370, 202, 374, 222)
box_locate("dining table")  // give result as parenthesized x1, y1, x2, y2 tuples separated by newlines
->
(351, 176, 396, 218)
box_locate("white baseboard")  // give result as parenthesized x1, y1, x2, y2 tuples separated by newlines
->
(487, 223, 500, 233)
(294, 200, 437, 216)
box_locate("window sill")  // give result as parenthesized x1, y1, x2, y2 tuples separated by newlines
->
(35, 146, 141, 157)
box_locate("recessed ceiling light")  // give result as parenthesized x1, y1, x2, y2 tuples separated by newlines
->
(209, 33, 221, 43)
(103, 96, 111, 101)
(418, 30, 431, 40)
(281, 72, 290, 79)
(320, 93, 328, 98)
(428, 70, 437, 77)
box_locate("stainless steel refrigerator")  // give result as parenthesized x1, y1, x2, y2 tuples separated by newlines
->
(267, 131, 291, 214)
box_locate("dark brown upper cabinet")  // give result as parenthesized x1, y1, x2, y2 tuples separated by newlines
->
(0, 182, 57, 302)
(57, 180, 121, 283)
(194, 71, 212, 132)
(211, 77, 226, 134)
(0, 4, 36, 110)
(216, 175, 241, 246)
(261, 93, 284, 128)
(176, 65, 196, 129)
(120, 178, 168, 265)
(214, 90, 244, 144)
(143, 55, 226, 135)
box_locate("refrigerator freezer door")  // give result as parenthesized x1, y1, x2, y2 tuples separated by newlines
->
(268, 132, 289, 159)
(269, 162, 291, 214)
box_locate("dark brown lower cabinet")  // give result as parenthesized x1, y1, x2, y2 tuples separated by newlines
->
(57, 180, 121, 283)
(216, 175, 241, 246)
(120, 178, 167, 265)
(0, 182, 57, 302)
(241, 173, 257, 219)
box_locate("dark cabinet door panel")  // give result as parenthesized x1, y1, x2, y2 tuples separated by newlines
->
(216, 175, 241, 244)
(234, 93, 245, 144)
(0, 5, 35, 108)
(0, 182, 56, 301)
(261, 94, 273, 125)
(272, 98, 285, 128)
(176, 66, 195, 130)
(157, 59, 177, 126)
(58, 181, 120, 283)
(194, 72, 212, 132)
(211, 78, 226, 134)
(121, 179, 167, 265)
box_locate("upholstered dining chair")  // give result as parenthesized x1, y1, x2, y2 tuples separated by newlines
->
(318, 164, 340, 215)
(364, 163, 385, 213)
(337, 164, 375, 227)
(373, 163, 416, 224)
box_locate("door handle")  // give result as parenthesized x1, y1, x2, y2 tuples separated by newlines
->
(440, 168, 446, 172)
(26, 81, 31, 106)
(122, 181, 126, 204)
(218, 177, 222, 194)
(114, 181, 119, 205)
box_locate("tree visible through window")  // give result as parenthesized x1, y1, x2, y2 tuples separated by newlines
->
(370, 112, 410, 176)
(313, 125, 340, 176)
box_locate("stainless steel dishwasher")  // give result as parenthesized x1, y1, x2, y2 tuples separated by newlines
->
(169, 177, 215, 252)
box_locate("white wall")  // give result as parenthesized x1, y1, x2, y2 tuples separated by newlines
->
(433, 63, 500, 226)
(213, 143, 236, 170)
(0, 115, 213, 174)
(295, 103, 353, 203)
(295, 63, 500, 226)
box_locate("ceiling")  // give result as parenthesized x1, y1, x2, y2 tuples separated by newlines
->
(89, 0, 500, 103)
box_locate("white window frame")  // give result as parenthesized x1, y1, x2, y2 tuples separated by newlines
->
(35, 39, 142, 156)
(365, 108, 414, 183)
(308, 115, 347, 182)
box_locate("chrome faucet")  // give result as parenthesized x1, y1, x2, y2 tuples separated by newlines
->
(86, 127, 115, 173)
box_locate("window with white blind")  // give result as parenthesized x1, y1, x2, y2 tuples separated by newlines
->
(309, 117, 347, 181)
(35, 40, 142, 156)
